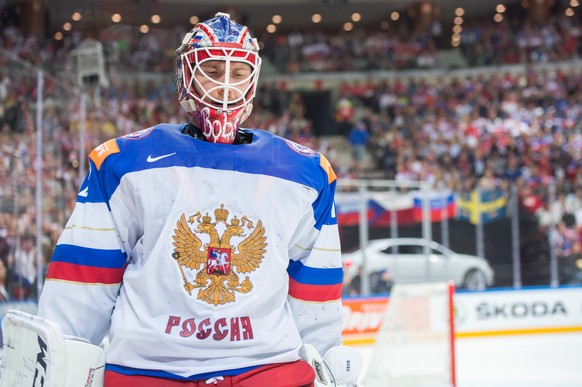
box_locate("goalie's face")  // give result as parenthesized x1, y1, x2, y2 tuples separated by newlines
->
(194, 60, 254, 108)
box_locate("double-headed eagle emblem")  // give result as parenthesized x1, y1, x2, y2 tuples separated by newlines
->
(171, 204, 267, 306)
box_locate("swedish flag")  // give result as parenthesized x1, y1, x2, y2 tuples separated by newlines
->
(457, 188, 507, 225)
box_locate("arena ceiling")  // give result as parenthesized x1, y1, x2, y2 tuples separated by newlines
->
(35, 0, 526, 35)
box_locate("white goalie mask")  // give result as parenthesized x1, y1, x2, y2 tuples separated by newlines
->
(176, 12, 262, 144)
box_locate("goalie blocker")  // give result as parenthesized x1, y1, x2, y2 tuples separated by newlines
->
(0, 309, 105, 387)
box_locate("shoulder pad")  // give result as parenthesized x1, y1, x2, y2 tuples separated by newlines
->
(89, 139, 120, 170)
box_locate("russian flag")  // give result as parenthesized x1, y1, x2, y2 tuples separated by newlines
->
(413, 191, 456, 222)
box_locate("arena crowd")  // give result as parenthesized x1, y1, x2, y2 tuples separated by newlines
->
(1, 10, 582, 299)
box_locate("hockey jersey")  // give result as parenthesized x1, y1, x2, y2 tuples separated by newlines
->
(38, 124, 344, 379)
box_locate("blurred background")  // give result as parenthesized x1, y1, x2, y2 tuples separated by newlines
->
(1, 0, 582, 302)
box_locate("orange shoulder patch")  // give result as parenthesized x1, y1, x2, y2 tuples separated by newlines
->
(319, 154, 337, 184)
(89, 139, 120, 170)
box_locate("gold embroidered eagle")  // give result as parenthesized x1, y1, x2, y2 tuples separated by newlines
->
(171, 204, 267, 306)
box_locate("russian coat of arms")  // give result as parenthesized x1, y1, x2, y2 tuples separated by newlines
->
(171, 204, 267, 306)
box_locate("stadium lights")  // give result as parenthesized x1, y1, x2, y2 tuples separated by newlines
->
(452, 7, 463, 41)
(421, 2, 433, 14)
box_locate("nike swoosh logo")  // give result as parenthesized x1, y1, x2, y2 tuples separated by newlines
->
(147, 152, 176, 162)
(78, 187, 89, 197)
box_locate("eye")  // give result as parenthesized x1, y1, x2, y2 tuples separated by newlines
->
(232, 68, 252, 79)
(232, 71, 247, 79)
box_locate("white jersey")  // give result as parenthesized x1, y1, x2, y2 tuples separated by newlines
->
(38, 124, 343, 379)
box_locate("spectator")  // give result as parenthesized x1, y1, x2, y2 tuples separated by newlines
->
(0, 259, 9, 302)
(560, 240, 582, 285)
(348, 120, 370, 172)
(9, 233, 36, 300)
(335, 95, 355, 136)
(348, 267, 363, 296)
(565, 186, 582, 227)
(370, 269, 394, 294)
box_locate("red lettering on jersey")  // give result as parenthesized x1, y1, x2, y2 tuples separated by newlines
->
(180, 318, 196, 337)
(165, 316, 181, 334)
(213, 318, 228, 341)
(241, 316, 254, 340)
(196, 318, 212, 340)
(230, 317, 241, 341)
(164, 315, 254, 342)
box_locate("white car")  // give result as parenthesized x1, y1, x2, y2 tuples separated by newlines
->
(343, 238, 495, 291)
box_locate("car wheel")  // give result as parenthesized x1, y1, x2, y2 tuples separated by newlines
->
(462, 269, 487, 291)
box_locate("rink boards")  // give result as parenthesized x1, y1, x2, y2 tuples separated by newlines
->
(342, 285, 582, 345)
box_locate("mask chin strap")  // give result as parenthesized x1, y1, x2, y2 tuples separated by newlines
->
(180, 99, 196, 114)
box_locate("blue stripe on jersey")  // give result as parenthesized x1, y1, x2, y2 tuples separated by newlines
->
(52, 244, 127, 268)
(312, 180, 338, 230)
(287, 260, 343, 285)
(96, 125, 330, 201)
(106, 363, 259, 380)
(76, 161, 111, 204)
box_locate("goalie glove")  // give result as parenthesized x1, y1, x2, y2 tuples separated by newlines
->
(300, 343, 364, 387)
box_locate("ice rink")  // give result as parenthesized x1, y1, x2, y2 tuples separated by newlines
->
(358, 332, 582, 387)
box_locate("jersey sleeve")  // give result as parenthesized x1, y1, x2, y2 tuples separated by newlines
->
(38, 143, 127, 345)
(287, 154, 344, 355)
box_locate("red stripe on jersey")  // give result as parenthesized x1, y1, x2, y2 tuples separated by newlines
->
(288, 278, 342, 302)
(46, 261, 125, 285)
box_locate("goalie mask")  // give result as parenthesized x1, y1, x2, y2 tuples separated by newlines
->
(176, 12, 262, 144)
